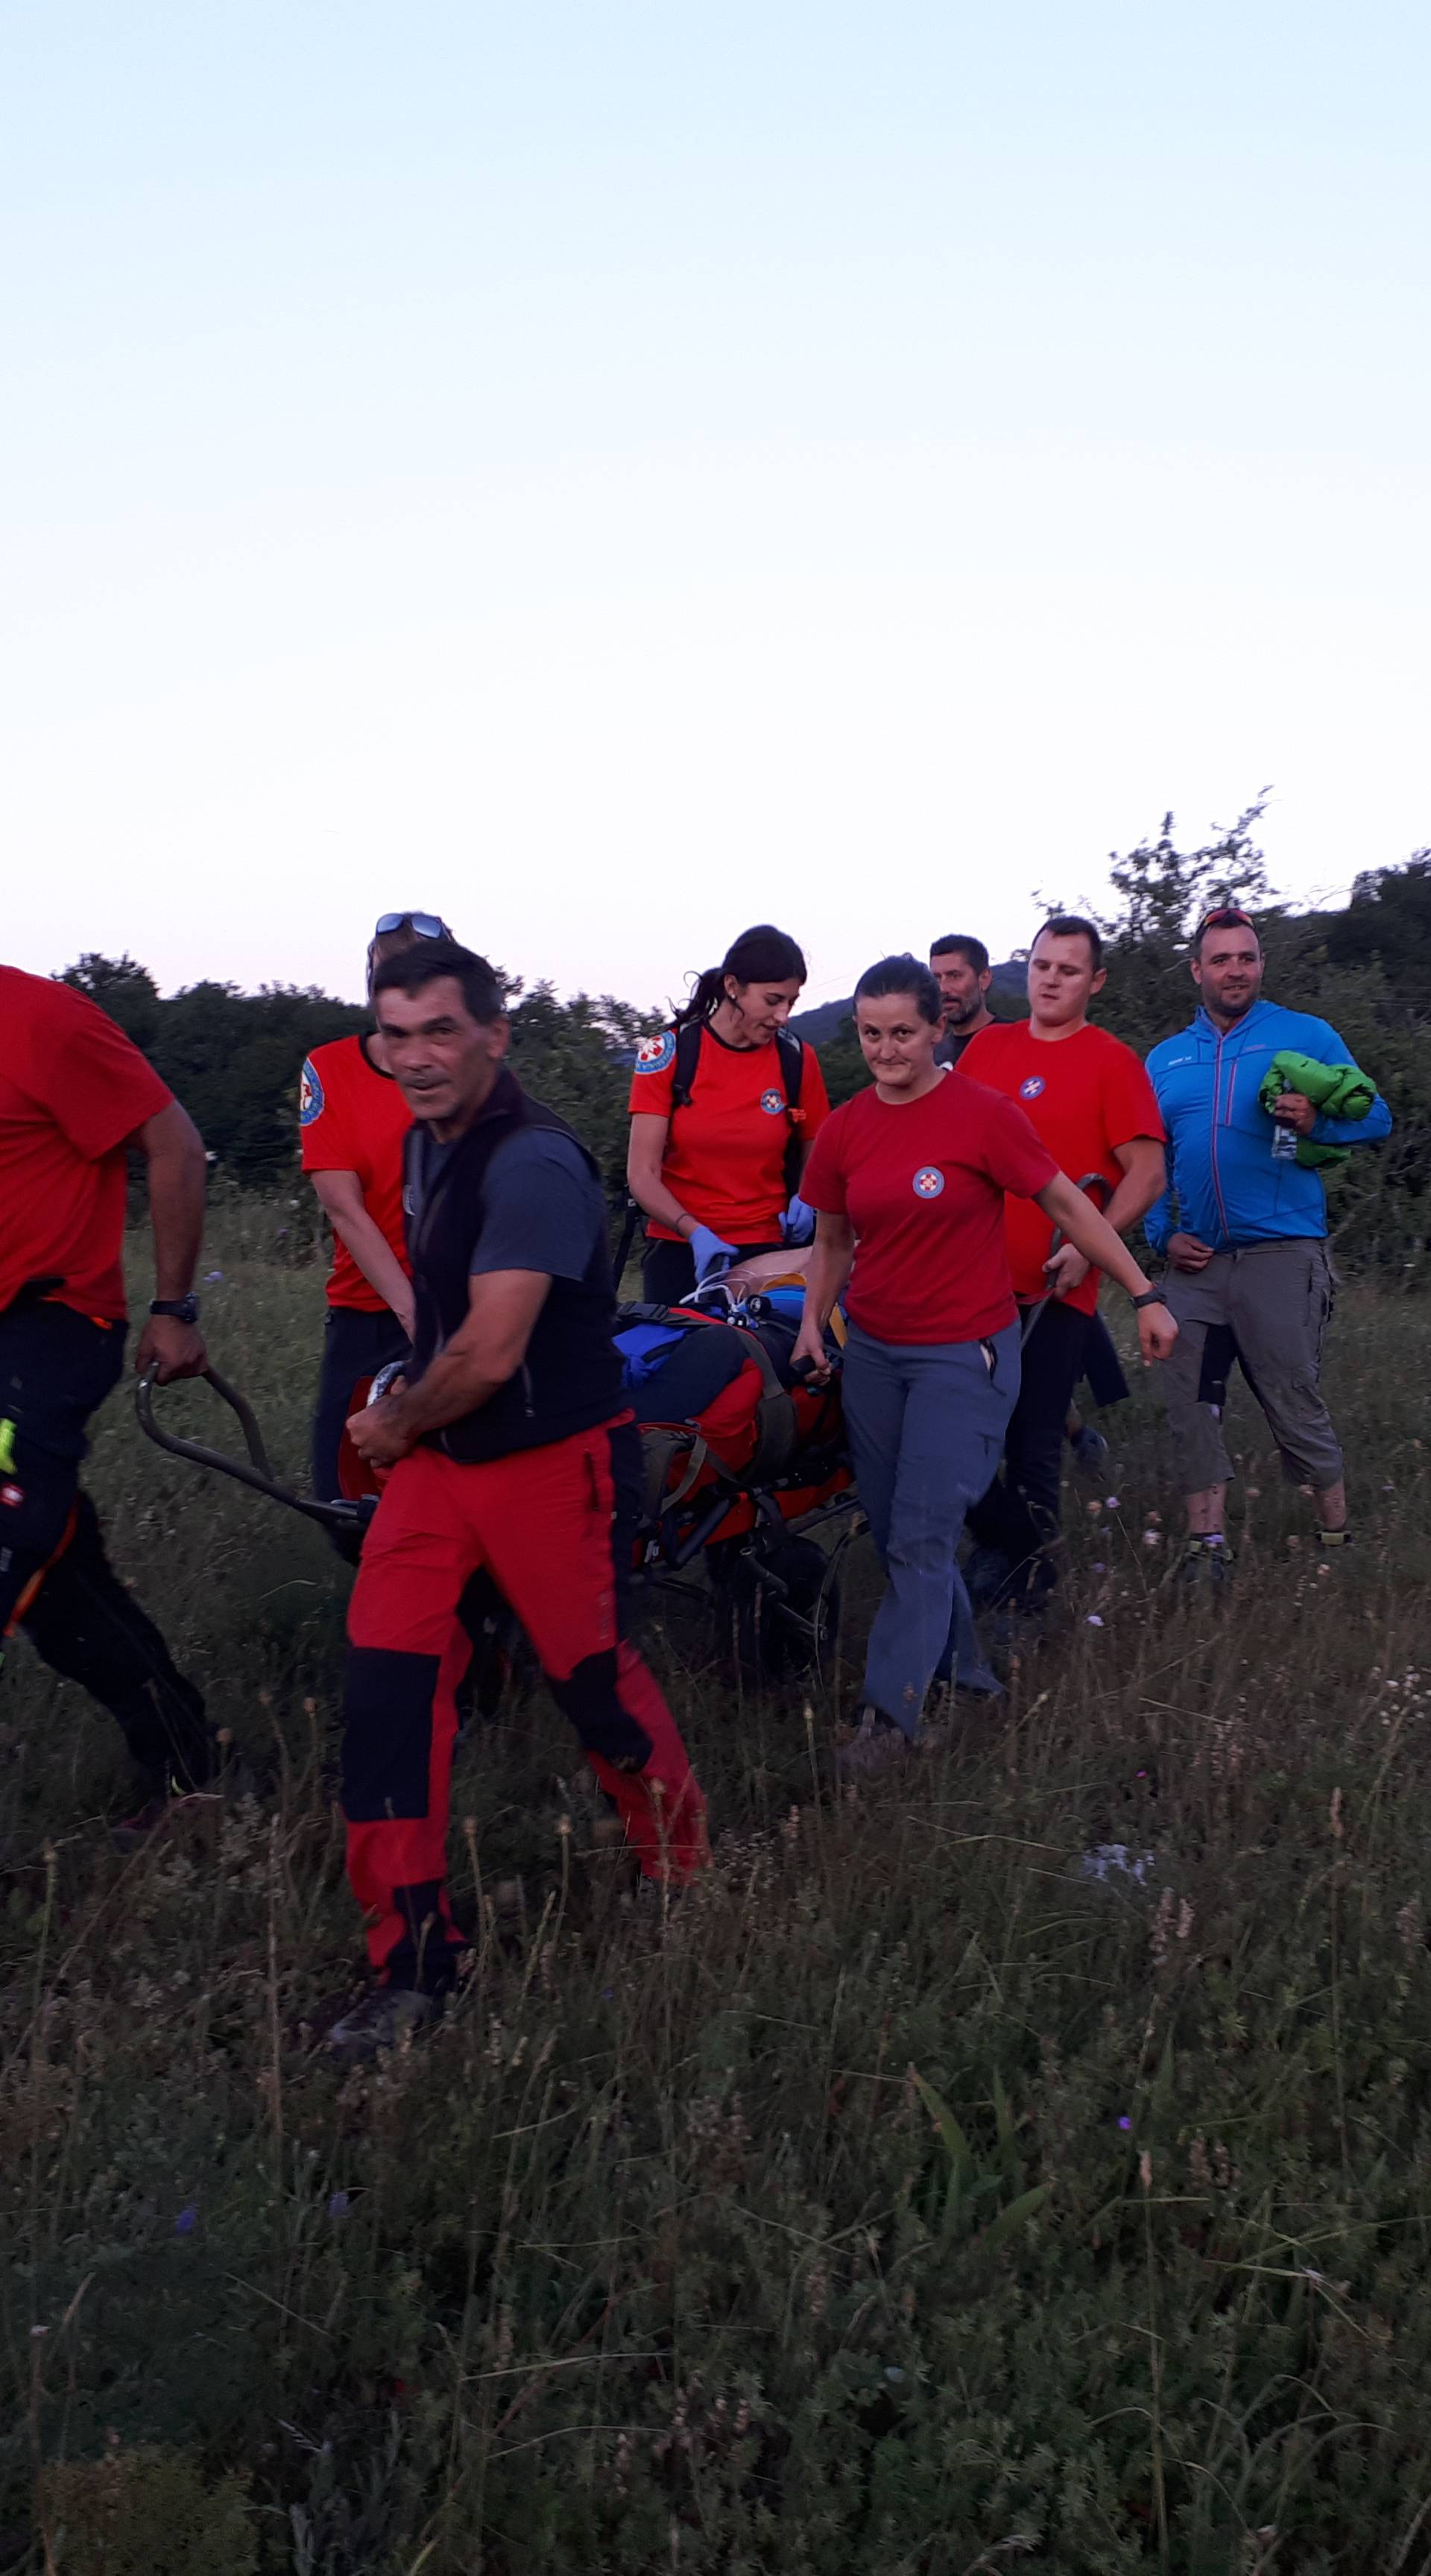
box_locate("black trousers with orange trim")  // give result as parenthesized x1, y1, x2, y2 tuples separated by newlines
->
(343, 1418, 709, 1988)
(0, 1305, 214, 1786)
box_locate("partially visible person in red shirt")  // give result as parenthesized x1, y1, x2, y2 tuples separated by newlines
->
(0, 963, 227, 1834)
(625, 924, 829, 1303)
(792, 952, 1175, 1772)
(959, 914, 1166, 1611)
(300, 912, 453, 1517)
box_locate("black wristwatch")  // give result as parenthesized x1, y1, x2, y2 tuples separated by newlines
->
(149, 1295, 200, 1324)
(1129, 1288, 1164, 1311)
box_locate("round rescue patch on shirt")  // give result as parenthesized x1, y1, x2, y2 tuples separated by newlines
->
(759, 1087, 786, 1114)
(299, 1058, 325, 1126)
(912, 1165, 946, 1199)
(634, 1030, 677, 1076)
(1019, 1075, 1046, 1101)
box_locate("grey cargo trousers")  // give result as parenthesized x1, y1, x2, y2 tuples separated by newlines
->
(1160, 1237, 1342, 1494)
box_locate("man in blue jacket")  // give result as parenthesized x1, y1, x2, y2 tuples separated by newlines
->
(1145, 908, 1391, 1574)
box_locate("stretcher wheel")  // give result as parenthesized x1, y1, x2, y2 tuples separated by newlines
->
(721, 1536, 840, 1680)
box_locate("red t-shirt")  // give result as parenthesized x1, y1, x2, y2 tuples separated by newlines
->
(299, 1035, 413, 1310)
(801, 1070, 1058, 1345)
(0, 966, 172, 1324)
(627, 1023, 830, 1243)
(959, 1021, 1165, 1316)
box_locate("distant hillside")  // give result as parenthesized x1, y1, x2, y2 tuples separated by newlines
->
(792, 958, 1026, 1044)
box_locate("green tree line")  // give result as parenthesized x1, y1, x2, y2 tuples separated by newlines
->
(58, 808, 1431, 1272)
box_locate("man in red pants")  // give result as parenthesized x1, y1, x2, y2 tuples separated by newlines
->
(331, 941, 708, 2054)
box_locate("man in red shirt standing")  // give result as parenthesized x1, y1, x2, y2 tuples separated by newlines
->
(960, 916, 1166, 1611)
(300, 912, 453, 1523)
(0, 963, 221, 1825)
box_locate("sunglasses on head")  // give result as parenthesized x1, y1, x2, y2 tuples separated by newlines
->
(373, 912, 447, 940)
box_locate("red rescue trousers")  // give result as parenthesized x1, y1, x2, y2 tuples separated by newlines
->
(342, 1419, 708, 1984)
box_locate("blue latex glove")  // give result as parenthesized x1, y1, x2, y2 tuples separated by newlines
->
(689, 1224, 739, 1284)
(782, 1194, 815, 1246)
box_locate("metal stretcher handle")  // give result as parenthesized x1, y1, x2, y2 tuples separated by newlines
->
(136, 1366, 370, 1533)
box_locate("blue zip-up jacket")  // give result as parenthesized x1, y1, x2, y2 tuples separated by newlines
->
(1144, 1000, 1391, 1256)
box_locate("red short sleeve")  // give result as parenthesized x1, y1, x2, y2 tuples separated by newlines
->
(626, 1027, 678, 1117)
(1101, 1047, 1166, 1148)
(51, 994, 171, 1159)
(797, 1044, 830, 1144)
(300, 1052, 358, 1172)
(980, 1095, 1061, 1199)
(800, 1107, 849, 1215)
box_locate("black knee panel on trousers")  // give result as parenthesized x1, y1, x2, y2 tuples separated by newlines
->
(342, 1646, 440, 1819)
(548, 1648, 653, 1771)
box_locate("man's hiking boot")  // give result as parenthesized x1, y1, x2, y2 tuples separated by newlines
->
(1177, 1535, 1233, 1588)
(1069, 1424, 1110, 1473)
(327, 1985, 442, 2059)
(110, 1743, 258, 1853)
(835, 1707, 913, 1779)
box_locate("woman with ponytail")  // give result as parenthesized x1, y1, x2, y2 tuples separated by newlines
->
(626, 925, 830, 1302)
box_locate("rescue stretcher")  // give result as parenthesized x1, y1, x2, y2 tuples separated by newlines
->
(136, 1284, 859, 1682)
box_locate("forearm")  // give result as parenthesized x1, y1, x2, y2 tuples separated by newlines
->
(145, 1130, 206, 1299)
(1067, 1208, 1154, 1298)
(1100, 1174, 1160, 1240)
(1041, 1180, 1154, 1299)
(632, 1174, 695, 1237)
(382, 1340, 511, 1441)
(800, 1231, 854, 1332)
(326, 1203, 413, 1319)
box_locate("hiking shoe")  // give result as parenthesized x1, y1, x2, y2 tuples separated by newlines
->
(1176, 1537, 1233, 1588)
(835, 1707, 912, 1778)
(1069, 1424, 1110, 1472)
(110, 1749, 258, 1853)
(964, 1542, 1015, 1609)
(327, 1986, 441, 2058)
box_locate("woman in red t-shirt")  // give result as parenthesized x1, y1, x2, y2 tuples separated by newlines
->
(794, 954, 1176, 1772)
(625, 924, 830, 1304)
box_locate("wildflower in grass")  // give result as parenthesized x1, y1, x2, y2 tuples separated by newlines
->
(1087, 1614, 1105, 1627)
(1143, 1528, 1160, 1547)
(1117, 2115, 1132, 2133)
(327, 2191, 350, 2220)
(174, 2203, 198, 2236)
(1105, 1495, 1120, 1509)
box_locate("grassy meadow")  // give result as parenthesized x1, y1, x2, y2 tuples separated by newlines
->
(5, 1199, 1431, 2573)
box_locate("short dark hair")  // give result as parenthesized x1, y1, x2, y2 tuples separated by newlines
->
(370, 939, 505, 1025)
(1193, 906, 1260, 959)
(1033, 914, 1103, 970)
(929, 933, 990, 975)
(853, 953, 943, 1026)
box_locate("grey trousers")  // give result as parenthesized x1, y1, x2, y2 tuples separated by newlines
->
(842, 1318, 1020, 1735)
(1160, 1237, 1342, 1493)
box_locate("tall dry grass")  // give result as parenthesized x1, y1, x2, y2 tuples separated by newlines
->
(4, 1206, 1431, 2572)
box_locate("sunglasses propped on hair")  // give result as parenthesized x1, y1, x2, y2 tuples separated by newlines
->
(373, 912, 450, 940)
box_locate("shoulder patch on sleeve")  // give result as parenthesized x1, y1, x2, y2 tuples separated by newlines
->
(299, 1057, 325, 1126)
(634, 1029, 677, 1076)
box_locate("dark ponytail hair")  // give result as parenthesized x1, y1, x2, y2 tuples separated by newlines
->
(677, 924, 808, 1026)
(853, 953, 943, 1026)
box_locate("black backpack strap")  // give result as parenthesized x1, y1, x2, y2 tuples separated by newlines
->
(777, 1028, 806, 1198)
(776, 1026, 804, 1109)
(670, 1017, 704, 1114)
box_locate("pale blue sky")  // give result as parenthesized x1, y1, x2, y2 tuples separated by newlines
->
(4, 2, 1428, 1012)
